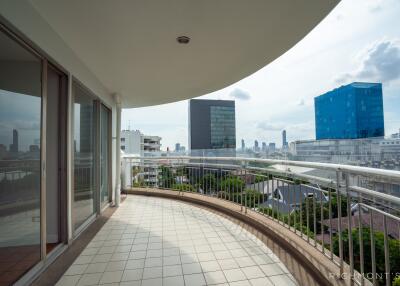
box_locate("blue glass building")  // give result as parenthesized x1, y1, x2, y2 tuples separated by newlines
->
(315, 82, 384, 140)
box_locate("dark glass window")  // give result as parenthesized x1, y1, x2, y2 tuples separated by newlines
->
(210, 106, 236, 149)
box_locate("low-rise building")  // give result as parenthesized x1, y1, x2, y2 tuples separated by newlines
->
(120, 130, 162, 186)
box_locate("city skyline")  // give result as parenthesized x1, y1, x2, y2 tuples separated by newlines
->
(122, 0, 400, 151)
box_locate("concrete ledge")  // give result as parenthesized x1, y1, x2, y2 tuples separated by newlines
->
(128, 188, 348, 286)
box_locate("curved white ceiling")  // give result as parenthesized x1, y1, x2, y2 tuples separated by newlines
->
(30, 0, 339, 108)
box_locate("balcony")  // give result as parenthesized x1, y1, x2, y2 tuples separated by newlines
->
(1, 1, 393, 285)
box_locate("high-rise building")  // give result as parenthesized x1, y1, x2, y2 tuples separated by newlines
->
(268, 142, 276, 152)
(241, 139, 245, 151)
(189, 99, 236, 150)
(175, 143, 181, 152)
(262, 142, 267, 152)
(9, 129, 18, 153)
(282, 130, 288, 148)
(254, 140, 259, 151)
(315, 82, 384, 140)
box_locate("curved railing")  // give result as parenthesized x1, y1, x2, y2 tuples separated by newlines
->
(121, 155, 400, 286)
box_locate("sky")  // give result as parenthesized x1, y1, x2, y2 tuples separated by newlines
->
(122, 0, 400, 151)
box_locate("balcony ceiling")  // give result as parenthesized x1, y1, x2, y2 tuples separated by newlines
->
(30, 0, 338, 108)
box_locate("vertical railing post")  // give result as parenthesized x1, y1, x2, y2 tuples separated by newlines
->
(358, 194, 364, 286)
(336, 170, 344, 277)
(300, 184, 303, 238)
(241, 169, 245, 212)
(313, 187, 317, 247)
(329, 187, 333, 260)
(345, 173, 354, 285)
(383, 215, 390, 286)
(320, 187, 324, 253)
(370, 209, 377, 286)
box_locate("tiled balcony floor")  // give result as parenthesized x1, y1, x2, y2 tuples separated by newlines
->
(57, 195, 297, 286)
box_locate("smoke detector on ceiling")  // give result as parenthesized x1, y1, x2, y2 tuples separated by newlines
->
(177, 36, 190, 44)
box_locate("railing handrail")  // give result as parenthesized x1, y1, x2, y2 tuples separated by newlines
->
(123, 155, 400, 182)
(122, 155, 400, 205)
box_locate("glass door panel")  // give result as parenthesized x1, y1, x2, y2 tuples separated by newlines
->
(0, 29, 42, 285)
(73, 82, 95, 230)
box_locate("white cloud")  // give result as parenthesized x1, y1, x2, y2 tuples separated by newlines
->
(335, 39, 400, 84)
(256, 122, 284, 131)
(229, 88, 251, 100)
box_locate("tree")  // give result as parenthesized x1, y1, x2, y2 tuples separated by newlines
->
(299, 197, 329, 234)
(332, 227, 400, 285)
(330, 193, 348, 218)
(218, 176, 245, 193)
(159, 166, 174, 188)
(201, 173, 216, 191)
(171, 183, 195, 192)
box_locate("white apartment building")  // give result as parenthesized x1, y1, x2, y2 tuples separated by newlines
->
(120, 130, 162, 187)
(120, 130, 161, 155)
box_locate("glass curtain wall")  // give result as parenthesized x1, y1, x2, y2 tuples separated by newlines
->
(100, 105, 110, 207)
(0, 29, 42, 284)
(73, 82, 96, 230)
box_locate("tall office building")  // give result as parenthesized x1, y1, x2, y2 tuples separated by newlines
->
(315, 82, 384, 140)
(9, 129, 18, 153)
(282, 130, 288, 148)
(262, 142, 267, 152)
(269, 142, 276, 152)
(189, 99, 236, 150)
(254, 140, 259, 151)
(241, 139, 245, 151)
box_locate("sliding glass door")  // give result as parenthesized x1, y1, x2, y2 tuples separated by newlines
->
(73, 82, 96, 231)
(0, 29, 42, 284)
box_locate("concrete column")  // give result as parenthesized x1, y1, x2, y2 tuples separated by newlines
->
(114, 94, 122, 207)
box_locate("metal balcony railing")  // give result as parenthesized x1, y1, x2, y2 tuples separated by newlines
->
(121, 155, 400, 286)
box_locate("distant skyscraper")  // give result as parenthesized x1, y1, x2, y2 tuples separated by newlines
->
(262, 142, 267, 152)
(241, 139, 245, 151)
(269, 142, 276, 152)
(282, 130, 288, 148)
(254, 140, 259, 151)
(315, 82, 384, 140)
(189, 99, 236, 150)
(9, 129, 18, 153)
(175, 143, 181, 152)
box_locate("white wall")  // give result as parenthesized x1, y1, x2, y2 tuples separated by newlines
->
(121, 130, 142, 155)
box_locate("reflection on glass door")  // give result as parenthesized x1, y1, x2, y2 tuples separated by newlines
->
(0, 29, 42, 284)
(100, 105, 110, 207)
(73, 83, 95, 230)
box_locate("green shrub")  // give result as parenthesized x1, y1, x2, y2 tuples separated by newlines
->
(171, 183, 195, 192)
